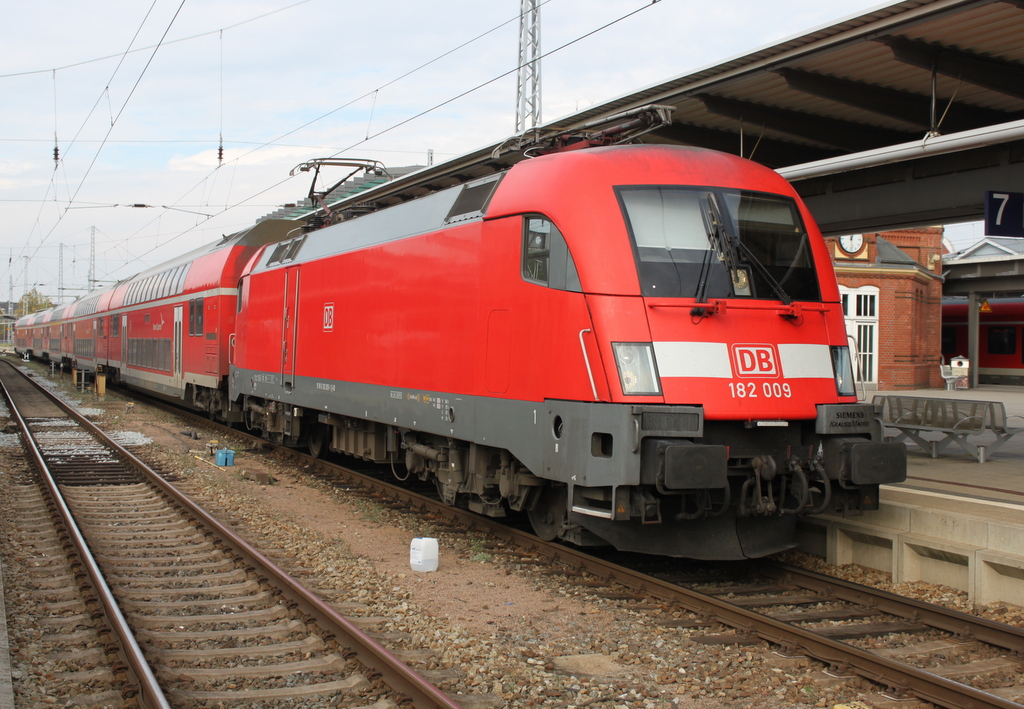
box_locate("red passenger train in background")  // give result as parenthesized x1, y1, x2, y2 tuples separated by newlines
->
(15, 144, 906, 560)
(942, 298, 1024, 385)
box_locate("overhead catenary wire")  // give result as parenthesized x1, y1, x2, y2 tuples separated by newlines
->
(22, 0, 549, 281)
(25, 0, 188, 270)
(100, 0, 566, 274)
(52, 70, 59, 167)
(124, 0, 661, 277)
(0, 0, 320, 80)
(25, 0, 661, 287)
(15, 0, 166, 290)
(13, 0, 318, 284)
(105, 0, 663, 279)
(335, 2, 660, 154)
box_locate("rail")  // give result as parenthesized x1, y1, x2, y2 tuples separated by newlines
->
(0, 366, 172, 709)
(171, 405, 1021, 709)
(126, 378, 1024, 709)
(3, 361, 462, 709)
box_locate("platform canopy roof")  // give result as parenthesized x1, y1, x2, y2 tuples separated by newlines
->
(321, 0, 1024, 236)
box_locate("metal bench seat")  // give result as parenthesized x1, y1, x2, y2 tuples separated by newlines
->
(873, 395, 1024, 464)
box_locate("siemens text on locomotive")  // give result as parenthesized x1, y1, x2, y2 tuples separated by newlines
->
(15, 144, 907, 559)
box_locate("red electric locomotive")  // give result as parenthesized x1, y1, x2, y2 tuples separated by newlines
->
(230, 144, 906, 559)
(942, 298, 1024, 385)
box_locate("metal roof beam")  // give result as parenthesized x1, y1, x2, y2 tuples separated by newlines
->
(879, 36, 1024, 100)
(650, 122, 839, 167)
(695, 94, 919, 152)
(776, 68, 1017, 133)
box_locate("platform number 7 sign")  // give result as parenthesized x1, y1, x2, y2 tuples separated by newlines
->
(985, 191, 1024, 238)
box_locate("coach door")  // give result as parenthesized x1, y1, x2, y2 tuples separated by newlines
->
(281, 266, 300, 391)
(172, 305, 183, 390)
(120, 315, 127, 366)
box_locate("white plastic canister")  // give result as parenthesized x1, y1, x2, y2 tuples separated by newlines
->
(410, 537, 439, 572)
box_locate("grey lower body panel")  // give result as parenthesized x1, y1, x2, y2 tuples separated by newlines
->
(230, 367, 659, 486)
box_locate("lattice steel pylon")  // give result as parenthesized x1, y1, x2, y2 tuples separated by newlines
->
(515, 0, 542, 133)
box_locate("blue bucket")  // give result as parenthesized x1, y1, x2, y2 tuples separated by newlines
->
(216, 449, 234, 466)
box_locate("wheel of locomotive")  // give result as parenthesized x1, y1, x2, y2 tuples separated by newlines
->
(307, 422, 329, 459)
(527, 483, 568, 541)
(243, 397, 258, 432)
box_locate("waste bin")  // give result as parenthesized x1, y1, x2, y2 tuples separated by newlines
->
(950, 356, 970, 389)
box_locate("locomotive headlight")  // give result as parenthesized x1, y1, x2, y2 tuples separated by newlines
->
(612, 343, 662, 396)
(830, 346, 857, 397)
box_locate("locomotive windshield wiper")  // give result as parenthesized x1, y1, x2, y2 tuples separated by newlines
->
(693, 194, 738, 315)
(699, 193, 738, 281)
(734, 238, 792, 306)
(697, 193, 793, 309)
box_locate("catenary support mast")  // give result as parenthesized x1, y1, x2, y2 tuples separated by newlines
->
(515, 0, 542, 133)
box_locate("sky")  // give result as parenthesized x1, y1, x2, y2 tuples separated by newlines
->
(0, 0, 983, 304)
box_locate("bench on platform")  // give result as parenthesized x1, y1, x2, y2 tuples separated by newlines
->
(872, 395, 1024, 463)
(939, 364, 962, 391)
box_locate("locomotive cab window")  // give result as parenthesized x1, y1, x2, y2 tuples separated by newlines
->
(521, 216, 581, 292)
(267, 236, 305, 266)
(617, 186, 820, 302)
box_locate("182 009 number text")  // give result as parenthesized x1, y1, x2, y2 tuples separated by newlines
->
(728, 382, 792, 398)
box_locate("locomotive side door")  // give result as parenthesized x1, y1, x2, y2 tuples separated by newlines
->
(281, 266, 300, 391)
(172, 305, 183, 391)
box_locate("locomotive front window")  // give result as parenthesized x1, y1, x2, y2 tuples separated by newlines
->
(618, 186, 821, 302)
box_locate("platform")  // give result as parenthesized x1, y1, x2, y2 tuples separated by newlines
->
(798, 385, 1024, 607)
(0, 543, 13, 708)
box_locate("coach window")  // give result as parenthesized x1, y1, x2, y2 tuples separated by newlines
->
(96, 318, 104, 338)
(988, 326, 1017, 355)
(522, 216, 581, 292)
(172, 265, 185, 294)
(158, 270, 171, 298)
(195, 297, 204, 336)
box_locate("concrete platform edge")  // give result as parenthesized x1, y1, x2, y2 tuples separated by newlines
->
(796, 486, 1024, 607)
(0, 553, 15, 708)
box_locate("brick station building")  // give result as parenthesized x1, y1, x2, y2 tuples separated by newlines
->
(825, 227, 945, 391)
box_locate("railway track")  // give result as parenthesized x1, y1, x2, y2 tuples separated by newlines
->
(21, 364, 1024, 709)
(143, 393, 1024, 709)
(0, 360, 461, 708)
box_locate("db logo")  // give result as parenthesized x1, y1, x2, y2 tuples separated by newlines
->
(731, 344, 779, 377)
(323, 303, 334, 332)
